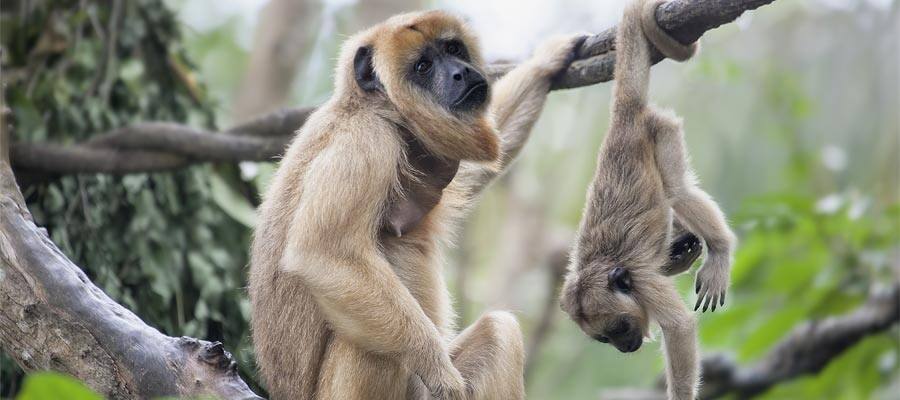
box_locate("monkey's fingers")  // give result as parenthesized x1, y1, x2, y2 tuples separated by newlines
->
(702, 294, 713, 313)
(693, 287, 709, 311)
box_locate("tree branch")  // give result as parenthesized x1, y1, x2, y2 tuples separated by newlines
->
(0, 157, 262, 399)
(698, 284, 900, 399)
(9, 0, 776, 179)
(598, 284, 900, 400)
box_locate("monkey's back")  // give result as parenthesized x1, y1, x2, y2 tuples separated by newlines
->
(579, 117, 670, 268)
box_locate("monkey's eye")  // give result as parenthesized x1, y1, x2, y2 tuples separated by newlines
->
(608, 267, 632, 293)
(446, 42, 460, 55)
(592, 334, 610, 343)
(415, 59, 432, 74)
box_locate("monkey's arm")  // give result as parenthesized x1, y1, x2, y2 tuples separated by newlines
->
(640, 278, 700, 400)
(282, 135, 465, 397)
(455, 35, 585, 195)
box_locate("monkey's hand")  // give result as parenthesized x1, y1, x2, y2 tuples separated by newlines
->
(415, 351, 467, 400)
(693, 252, 731, 313)
(527, 33, 589, 80)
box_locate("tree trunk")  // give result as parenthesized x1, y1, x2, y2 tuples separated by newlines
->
(232, 0, 323, 123)
(0, 159, 260, 400)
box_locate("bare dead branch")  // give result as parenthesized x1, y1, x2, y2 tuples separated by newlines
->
(9, 0, 776, 178)
(494, 0, 777, 88)
(0, 159, 262, 399)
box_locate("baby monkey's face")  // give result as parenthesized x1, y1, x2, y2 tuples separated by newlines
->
(560, 265, 650, 353)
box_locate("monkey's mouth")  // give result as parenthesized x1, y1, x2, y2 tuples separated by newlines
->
(452, 82, 488, 111)
(613, 338, 643, 353)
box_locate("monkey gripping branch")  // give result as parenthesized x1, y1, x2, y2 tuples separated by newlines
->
(3, 0, 896, 399)
(10, 0, 777, 178)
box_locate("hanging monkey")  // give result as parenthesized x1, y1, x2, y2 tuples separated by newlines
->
(559, 1, 736, 399)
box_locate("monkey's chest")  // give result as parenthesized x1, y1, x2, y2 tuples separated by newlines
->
(380, 131, 460, 238)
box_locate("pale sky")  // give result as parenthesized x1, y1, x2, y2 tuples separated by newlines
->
(173, 0, 893, 61)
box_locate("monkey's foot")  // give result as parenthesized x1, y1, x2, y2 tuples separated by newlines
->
(694, 260, 730, 313)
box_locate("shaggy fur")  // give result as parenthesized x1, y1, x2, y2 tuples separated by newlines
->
(248, 11, 584, 400)
(559, 1, 736, 399)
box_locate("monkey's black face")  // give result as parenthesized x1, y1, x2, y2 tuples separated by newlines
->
(407, 39, 488, 112)
(593, 267, 644, 352)
(592, 314, 644, 353)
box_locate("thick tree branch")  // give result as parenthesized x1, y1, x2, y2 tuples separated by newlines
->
(698, 284, 900, 399)
(598, 285, 900, 400)
(0, 157, 262, 399)
(9, 0, 776, 179)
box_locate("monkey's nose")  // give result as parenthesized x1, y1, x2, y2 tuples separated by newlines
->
(624, 338, 642, 352)
(451, 66, 469, 82)
(613, 335, 642, 353)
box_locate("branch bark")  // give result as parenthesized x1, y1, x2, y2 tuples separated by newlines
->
(597, 284, 900, 400)
(698, 284, 900, 399)
(9, 0, 776, 178)
(0, 155, 261, 399)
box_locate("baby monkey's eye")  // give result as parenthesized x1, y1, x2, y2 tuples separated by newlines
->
(415, 59, 432, 74)
(609, 267, 632, 293)
(446, 41, 461, 55)
(592, 334, 610, 343)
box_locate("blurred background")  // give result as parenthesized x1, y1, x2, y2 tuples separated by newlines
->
(1, 0, 898, 398)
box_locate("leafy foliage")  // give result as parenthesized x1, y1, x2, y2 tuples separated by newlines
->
(14, 373, 101, 400)
(1, 0, 256, 395)
(693, 63, 900, 399)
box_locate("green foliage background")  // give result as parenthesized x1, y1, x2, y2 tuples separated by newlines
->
(1, 0, 255, 396)
(1, 0, 898, 399)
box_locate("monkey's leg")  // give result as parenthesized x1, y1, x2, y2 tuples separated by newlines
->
(448, 311, 525, 400)
(317, 337, 408, 400)
(648, 109, 735, 312)
(674, 187, 735, 312)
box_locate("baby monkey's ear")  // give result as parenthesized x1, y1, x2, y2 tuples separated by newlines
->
(353, 46, 383, 92)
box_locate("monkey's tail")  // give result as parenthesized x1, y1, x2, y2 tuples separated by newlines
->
(641, 0, 699, 62)
(612, 0, 698, 115)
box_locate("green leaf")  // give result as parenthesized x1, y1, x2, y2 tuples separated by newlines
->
(208, 172, 257, 228)
(16, 372, 102, 400)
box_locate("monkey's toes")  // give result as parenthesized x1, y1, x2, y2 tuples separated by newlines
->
(694, 288, 727, 313)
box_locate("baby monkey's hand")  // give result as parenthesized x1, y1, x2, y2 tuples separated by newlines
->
(694, 253, 731, 313)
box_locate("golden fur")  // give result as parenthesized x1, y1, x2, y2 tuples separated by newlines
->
(249, 11, 583, 400)
(559, 1, 736, 399)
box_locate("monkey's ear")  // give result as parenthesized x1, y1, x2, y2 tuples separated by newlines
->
(354, 46, 383, 92)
